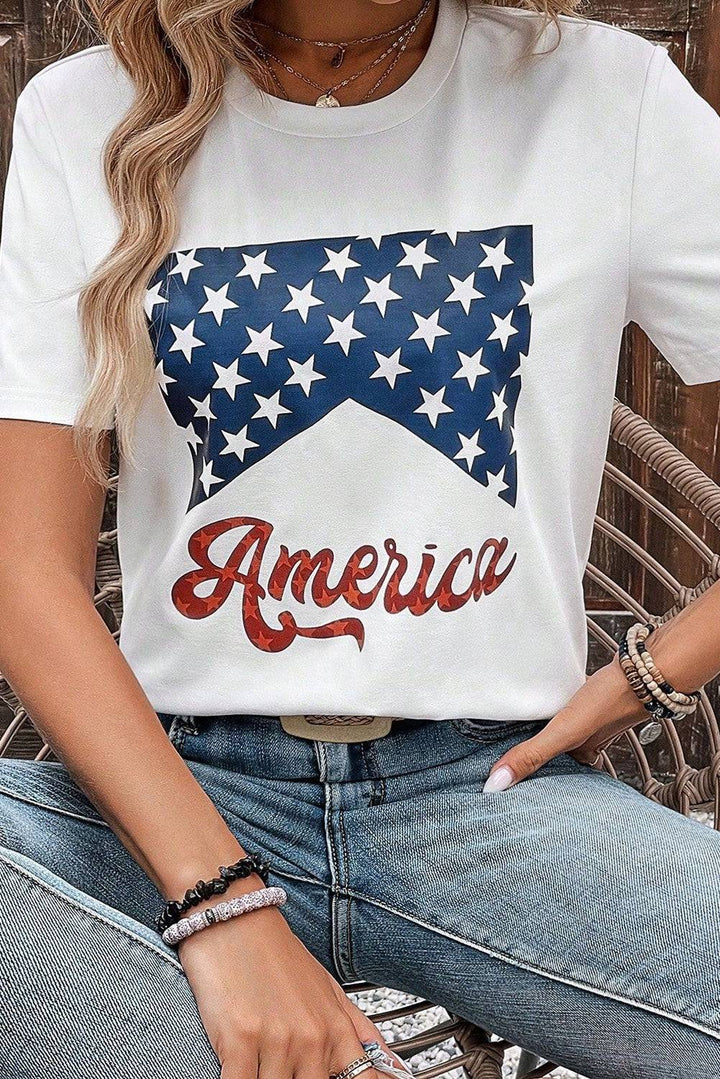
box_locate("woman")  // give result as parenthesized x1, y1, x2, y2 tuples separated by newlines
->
(0, 0, 719, 1075)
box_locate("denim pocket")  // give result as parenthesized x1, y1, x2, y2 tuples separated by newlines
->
(450, 716, 548, 743)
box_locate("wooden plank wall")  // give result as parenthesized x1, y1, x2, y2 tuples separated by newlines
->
(1, 0, 719, 617)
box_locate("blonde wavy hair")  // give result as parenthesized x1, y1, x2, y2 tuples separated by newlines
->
(69, 0, 585, 487)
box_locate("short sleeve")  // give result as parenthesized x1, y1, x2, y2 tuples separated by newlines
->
(625, 45, 720, 385)
(0, 79, 113, 427)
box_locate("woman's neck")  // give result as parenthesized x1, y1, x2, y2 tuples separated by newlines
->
(246, 0, 431, 42)
(243, 0, 439, 106)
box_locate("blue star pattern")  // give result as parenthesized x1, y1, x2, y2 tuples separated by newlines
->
(145, 226, 533, 513)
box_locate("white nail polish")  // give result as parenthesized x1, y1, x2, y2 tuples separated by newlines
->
(482, 764, 514, 793)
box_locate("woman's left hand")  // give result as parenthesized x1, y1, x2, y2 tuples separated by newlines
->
(483, 585, 720, 793)
(481, 652, 657, 793)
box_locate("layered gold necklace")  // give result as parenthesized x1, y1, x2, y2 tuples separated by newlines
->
(245, 0, 434, 107)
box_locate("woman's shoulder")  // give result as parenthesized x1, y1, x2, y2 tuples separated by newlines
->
(463, 1, 662, 107)
(15, 43, 134, 141)
(465, 2, 658, 68)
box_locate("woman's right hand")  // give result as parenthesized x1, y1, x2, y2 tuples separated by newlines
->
(177, 898, 397, 1079)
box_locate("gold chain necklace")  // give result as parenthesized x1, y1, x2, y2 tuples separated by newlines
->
(247, 0, 434, 108)
(247, 5, 428, 69)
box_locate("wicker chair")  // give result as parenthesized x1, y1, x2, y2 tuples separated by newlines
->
(1, 395, 718, 1079)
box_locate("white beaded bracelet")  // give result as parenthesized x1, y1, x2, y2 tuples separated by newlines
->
(627, 622, 700, 714)
(161, 885, 288, 947)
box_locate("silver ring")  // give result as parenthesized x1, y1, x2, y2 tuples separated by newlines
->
(332, 1055, 374, 1079)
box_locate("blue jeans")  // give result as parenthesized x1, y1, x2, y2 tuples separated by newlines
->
(0, 712, 719, 1079)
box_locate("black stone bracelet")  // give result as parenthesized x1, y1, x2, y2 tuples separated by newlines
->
(155, 852, 271, 932)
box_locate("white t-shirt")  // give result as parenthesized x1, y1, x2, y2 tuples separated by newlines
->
(1, 0, 719, 722)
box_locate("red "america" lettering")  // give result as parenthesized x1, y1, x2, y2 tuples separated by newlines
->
(172, 516, 516, 653)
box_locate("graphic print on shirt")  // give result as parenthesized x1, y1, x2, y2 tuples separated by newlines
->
(145, 226, 534, 652)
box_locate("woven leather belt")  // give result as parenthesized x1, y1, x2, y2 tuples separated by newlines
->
(279, 714, 398, 742)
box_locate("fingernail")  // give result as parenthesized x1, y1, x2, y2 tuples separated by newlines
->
(482, 764, 514, 793)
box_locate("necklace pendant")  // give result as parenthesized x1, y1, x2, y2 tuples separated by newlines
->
(330, 46, 345, 67)
(315, 92, 341, 107)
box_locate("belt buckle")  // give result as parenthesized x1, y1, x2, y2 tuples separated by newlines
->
(279, 714, 395, 742)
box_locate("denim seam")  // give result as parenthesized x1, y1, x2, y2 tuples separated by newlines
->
(316, 742, 349, 983)
(0, 850, 184, 972)
(345, 887, 720, 1043)
(0, 786, 330, 893)
(0, 785, 108, 829)
(269, 866, 330, 889)
(338, 805, 360, 981)
(363, 741, 386, 806)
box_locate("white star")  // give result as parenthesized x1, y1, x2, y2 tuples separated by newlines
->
(169, 319, 205, 363)
(454, 430, 486, 471)
(431, 228, 462, 245)
(319, 244, 361, 282)
(169, 249, 203, 284)
(478, 238, 514, 281)
(189, 393, 216, 422)
(414, 386, 454, 428)
(220, 425, 259, 462)
(199, 458, 223, 496)
(252, 390, 291, 428)
(144, 281, 168, 319)
(212, 358, 249, 399)
(487, 309, 519, 351)
(397, 238, 438, 279)
(199, 283, 238, 326)
(484, 464, 510, 498)
(445, 272, 485, 314)
(486, 386, 509, 428)
(452, 348, 490, 390)
(324, 311, 366, 355)
(236, 250, 277, 289)
(355, 231, 385, 249)
(370, 348, 411, 389)
(156, 359, 176, 395)
(282, 281, 324, 323)
(510, 353, 525, 379)
(285, 355, 326, 397)
(408, 308, 451, 352)
(360, 274, 402, 317)
(518, 280, 535, 312)
(183, 422, 203, 451)
(242, 323, 284, 366)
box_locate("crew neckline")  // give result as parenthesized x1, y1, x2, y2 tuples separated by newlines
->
(223, 0, 469, 137)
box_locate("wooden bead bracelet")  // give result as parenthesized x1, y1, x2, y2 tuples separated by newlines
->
(617, 621, 701, 744)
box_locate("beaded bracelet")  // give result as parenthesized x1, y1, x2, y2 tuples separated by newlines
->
(616, 621, 701, 744)
(155, 852, 271, 932)
(629, 624, 698, 713)
(620, 622, 701, 717)
(618, 633, 676, 720)
(162, 885, 288, 948)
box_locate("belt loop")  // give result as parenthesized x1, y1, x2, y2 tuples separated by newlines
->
(176, 714, 200, 735)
